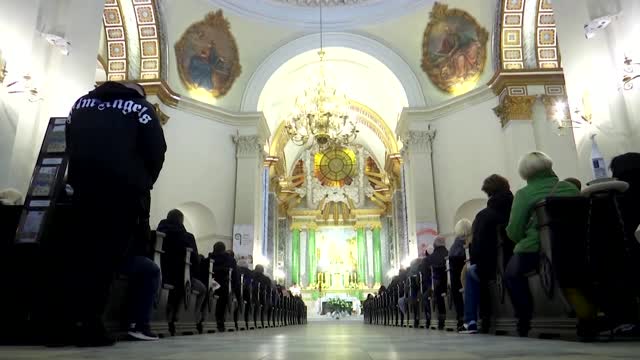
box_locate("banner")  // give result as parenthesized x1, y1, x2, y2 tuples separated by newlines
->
(416, 222, 438, 257)
(233, 224, 254, 268)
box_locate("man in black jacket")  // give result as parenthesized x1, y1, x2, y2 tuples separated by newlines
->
(459, 174, 513, 334)
(209, 242, 237, 331)
(62, 82, 166, 346)
(158, 209, 207, 330)
(424, 236, 449, 329)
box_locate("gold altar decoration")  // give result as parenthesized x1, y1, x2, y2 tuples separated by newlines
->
(175, 10, 241, 98)
(421, 2, 489, 95)
(314, 147, 357, 187)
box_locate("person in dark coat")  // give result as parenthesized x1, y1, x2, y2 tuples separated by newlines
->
(209, 242, 237, 331)
(459, 174, 513, 334)
(58, 82, 166, 346)
(157, 209, 207, 327)
(425, 236, 449, 329)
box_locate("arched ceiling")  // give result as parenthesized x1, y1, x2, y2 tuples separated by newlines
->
(258, 47, 409, 133)
(208, 0, 435, 30)
(258, 46, 407, 171)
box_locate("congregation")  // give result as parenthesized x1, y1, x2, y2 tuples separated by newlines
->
(364, 151, 640, 342)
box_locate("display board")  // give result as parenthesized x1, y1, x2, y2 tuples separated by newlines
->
(15, 117, 69, 244)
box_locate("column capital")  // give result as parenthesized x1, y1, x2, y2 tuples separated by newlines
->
(400, 130, 436, 154)
(233, 135, 264, 158)
(540, 94, 570, 120)
(493, 95, 536, 128)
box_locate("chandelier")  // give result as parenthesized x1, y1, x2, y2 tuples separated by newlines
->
(284, 2, 358, 148)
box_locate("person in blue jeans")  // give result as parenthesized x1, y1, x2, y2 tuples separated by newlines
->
(121, 255, 161, 341)
(459, 174, 513, 334)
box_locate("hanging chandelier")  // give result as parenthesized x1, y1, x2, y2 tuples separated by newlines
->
(284, 2, 358, 148)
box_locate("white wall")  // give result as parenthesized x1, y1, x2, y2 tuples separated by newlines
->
(429, 92, 505, 235)
(554, 0, 640, 183)
(0, 0, 104, 193)
(149, 97, 238, 252)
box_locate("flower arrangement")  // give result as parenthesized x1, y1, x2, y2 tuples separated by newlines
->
(327, 298, 351, 314)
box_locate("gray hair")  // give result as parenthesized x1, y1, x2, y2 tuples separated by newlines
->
(454, 218, 472, 238)
(518, 151, 553, 180)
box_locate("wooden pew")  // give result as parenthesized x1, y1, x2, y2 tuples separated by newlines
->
(201, 258, 219, 334)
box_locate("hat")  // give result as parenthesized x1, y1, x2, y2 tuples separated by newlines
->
(434, 236, 446, 248)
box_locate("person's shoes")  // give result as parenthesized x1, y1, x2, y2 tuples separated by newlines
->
(76, 321, 115, 347)
(127, 324, 159, 341)
(196, 321, 204, 334)
(437, 318, 445, 330)
(168, 322, 176, 336)
(611, 323, 637, 337)
(458, 322, 478, 334)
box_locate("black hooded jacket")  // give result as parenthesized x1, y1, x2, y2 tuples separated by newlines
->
(66, 82, 166, 194)
(157, 219, 200, 286)
(470, 190, 514, 280)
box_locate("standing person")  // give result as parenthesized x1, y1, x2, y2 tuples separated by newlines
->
(425, 236, 449, 330)
(504, 152, 578, 337)
(209, 242, 237, 332)
(458, 174, 513, 334)
(60, 81, 166, 346)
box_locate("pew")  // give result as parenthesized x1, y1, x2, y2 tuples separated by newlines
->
(167, 248, 202, 336)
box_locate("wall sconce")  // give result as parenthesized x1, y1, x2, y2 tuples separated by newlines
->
(0, 57, 6, 84)
(542, 96, 591, 130)
(3, 73, 42, 102)
(622, 55, 640, 90)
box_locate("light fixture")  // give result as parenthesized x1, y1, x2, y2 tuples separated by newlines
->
(283, 2, 358, 149)
(622, 55, 640, 90)
(542, 97, 589, 130)
(3, 74, 42, 102)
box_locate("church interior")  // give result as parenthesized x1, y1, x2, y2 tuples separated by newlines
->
(1, 0, 640, 358)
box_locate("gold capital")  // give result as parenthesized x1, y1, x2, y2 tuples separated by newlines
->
(493, 95, 536, 127)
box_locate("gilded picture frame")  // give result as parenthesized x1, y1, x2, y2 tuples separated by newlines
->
(421, 2, 489, 94)
(175, 10, 242, 98)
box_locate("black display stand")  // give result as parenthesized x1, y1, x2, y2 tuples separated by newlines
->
(14, 117, 69, 244)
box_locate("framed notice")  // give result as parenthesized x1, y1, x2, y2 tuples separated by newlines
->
(30, 166, 59, 197)
(15, 210, 46, 244)
(45, 124, 66, 153)
(15, 117, 70, 245)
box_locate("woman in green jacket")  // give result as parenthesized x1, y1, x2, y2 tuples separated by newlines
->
(505, 151, 579, 337)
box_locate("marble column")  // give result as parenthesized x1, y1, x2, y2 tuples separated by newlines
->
(233, 135, 266, 263)
(399, 130, 437, 260)
(494, 95, 538, 188)
(291, 228, 301, 285)
(372, 226, 382, 286)
(356, 226, 366, 285)
(307, 227, 316, 286)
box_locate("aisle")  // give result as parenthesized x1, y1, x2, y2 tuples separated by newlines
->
(2, 322, 639, 359)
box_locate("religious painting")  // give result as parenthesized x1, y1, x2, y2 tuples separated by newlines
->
(421, 2, 489, 94)
(175, 10, 241, 98)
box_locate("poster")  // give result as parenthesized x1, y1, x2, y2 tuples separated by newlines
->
(416, 222, 438, 257)
(16, 211, 46, 244)
(45, 125, 66, 153)
(31, 166, 59, 197)
(233, 224, 253, 268)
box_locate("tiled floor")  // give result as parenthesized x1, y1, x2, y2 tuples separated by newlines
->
(1, 321, 640, 360)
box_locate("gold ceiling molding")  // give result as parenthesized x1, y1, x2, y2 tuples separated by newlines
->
(535, 0, 560, 69)
(132, 0, 161, 79)
(498, 0, 561, 70)
(102, 0, 162, 81)
(103, 0, 128, 81)
(493, 95, 536, 127)
(488, 69, 564, 96)
(500, 0, 525, 69)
